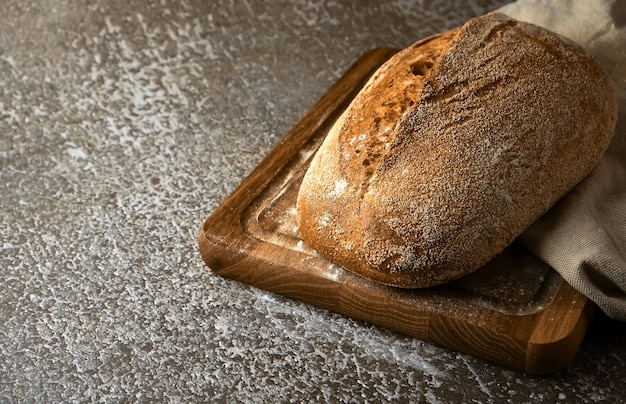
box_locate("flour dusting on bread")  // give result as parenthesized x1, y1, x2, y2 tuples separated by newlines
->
(297, 12, 618, 288)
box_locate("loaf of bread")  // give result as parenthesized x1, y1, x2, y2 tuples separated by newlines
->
(296, 12, 618, 288)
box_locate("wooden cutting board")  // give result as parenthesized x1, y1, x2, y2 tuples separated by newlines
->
(198, 48, 594, 374)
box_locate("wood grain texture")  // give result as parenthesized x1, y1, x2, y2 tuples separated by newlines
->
(198, 48, 594, 374)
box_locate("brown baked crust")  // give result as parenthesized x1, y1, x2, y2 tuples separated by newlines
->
(297, 12, 618, 288)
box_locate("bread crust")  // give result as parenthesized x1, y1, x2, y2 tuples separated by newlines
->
(297, 12, 618, 288)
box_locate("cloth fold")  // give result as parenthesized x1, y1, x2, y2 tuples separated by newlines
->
(499, 0, 626, 320)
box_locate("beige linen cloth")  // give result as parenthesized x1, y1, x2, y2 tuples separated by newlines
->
(499, 0, 626, 320)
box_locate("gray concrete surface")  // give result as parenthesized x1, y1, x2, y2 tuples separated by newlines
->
(1, 0, 625, 402)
